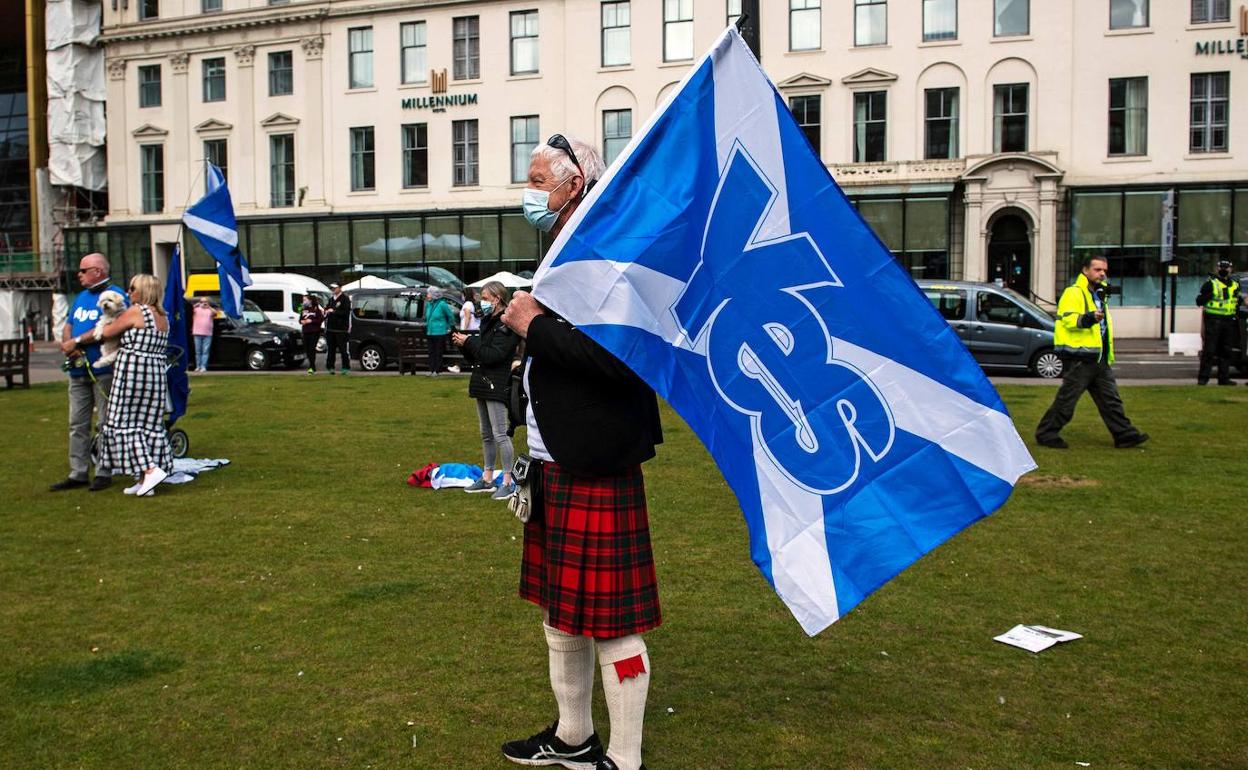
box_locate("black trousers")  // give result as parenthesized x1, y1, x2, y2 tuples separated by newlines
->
(1036, 358, 1143, 445)
(325, 329, 349, 371)
(427, 334, 448, 373)
(302, 332, 319, 371)
(1198, 314, 1236, 384)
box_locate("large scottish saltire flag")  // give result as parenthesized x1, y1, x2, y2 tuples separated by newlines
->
(182, 162, 251, 318)
(162, 245, 189, 424)
(532, 28, 1036, 636)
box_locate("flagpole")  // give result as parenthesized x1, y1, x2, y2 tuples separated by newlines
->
(174, 159, 210, 292)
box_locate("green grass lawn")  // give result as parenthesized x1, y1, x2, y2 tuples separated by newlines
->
(1, 376, 1245, 769)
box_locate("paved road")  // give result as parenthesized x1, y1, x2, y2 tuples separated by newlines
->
(21, 343, 1234, 388)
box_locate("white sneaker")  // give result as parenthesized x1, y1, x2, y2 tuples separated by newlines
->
(123, 482, 143, 495)
(135, 467, 168, 496)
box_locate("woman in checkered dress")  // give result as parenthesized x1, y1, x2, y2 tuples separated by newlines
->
(90, 274, 173, 496)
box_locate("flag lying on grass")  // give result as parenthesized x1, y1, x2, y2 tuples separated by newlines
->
(182, 162, 251, 319)
(531, 28, 1036, 635)
(163, 245, 189, 424)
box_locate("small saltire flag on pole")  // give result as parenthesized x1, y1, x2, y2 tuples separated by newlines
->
(532, 28, 1036, 636)
(182, 163, 251, 318)
(163, 245, 189, 424)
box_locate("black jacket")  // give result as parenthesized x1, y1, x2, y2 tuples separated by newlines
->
(325, 292, 351, 331)
(525, 314, 662, 477)
(462, 313, 519, 402)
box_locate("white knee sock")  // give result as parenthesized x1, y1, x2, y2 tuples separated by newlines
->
(544, 623, 596, 746)
(597, 634, 650, 770)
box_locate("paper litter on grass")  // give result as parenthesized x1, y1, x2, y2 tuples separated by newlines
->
(994, 624, 1082, 653)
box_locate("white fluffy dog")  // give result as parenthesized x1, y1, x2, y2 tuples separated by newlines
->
(91, 290, 127, 368)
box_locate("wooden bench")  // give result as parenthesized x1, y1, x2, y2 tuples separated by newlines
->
(0, 338, 30, 389)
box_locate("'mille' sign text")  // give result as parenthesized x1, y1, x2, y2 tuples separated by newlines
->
(1195, 7, 1248, 57)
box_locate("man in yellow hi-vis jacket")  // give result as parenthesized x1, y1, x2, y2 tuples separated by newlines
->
(1035, 256, 1149, 450)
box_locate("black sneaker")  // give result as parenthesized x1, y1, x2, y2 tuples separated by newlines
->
(49, 477, 89, 491)
(501, 721, 603, 769)
(1036, 436, 1068, 449)
(596, 759, 646, 770)
(88, 475, 113, 492)
(1115, 432, 1150, 449)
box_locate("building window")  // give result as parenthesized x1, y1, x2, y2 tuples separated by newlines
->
(510, 116, 540, 183)
(664, 0, 694, 62)
(453, 119, 479, 186)
(202, 0, 222, 12)
(350, 127, 375, 191)
(789, 95, 821, 156)
(402, 123, 428, 188)
(1191, 0, 1230, 24)
(855, 0, 887, 46)
(268, 51, 293, 96)
(602, 1, 631, 67)
(203, 138, 227, 192)
(1108, 77, 1147, 156)
(349, 27, 374, 89)
(789, 1, 821, 51)
(138, 65, 161, 108)
(924, 87, 959, 159)
(994, 0, 1028, 36)
(854, 195, 951, 279)
(603, 109, 632, 166)
(923, 0, 957, 41)
(202, 58, 225, 103)
(453, 16, 480, 80)
(510, 11, 540, 75)
(140, 144, 164, 213)
(727, 0, 743, 26)
(1110, 0, 1148, 29)
(853, 91, 887, 162)
(1190, 72, 1229, 153)
(139, 0, 159, 21)
(270, 134, 295, 207)
(993, 83, 1029, 152)
(401, 22, 428, 84)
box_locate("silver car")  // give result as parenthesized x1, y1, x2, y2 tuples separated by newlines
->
(917, 280, 1062, 379)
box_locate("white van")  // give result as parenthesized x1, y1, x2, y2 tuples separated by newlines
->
(186, 272, 332, 332)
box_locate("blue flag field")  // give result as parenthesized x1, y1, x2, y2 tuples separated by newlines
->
(182, 163, 251, 319)
(162, 245, 189, 424)
(532, 28, 1036, 635)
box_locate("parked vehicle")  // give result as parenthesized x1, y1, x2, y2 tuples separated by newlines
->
(1227, 271, 1248, 373)
(346, 287, 467, 371)
(917, 280, 1061, 378)
(186, 272, 332, 349)
(191, 298, 306, 371)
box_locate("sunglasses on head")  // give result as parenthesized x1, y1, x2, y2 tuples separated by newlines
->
(546, 134, 597, 194)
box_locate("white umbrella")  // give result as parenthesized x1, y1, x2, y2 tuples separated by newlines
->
(358, 236, 433, 258)
(341, 274, 405, 291)
(468, 271, 533, 290)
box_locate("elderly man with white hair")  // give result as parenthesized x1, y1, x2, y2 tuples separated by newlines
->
(499, 135, 663, 770)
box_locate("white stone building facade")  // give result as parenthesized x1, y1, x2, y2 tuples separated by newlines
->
(80, 0, 1248, 335)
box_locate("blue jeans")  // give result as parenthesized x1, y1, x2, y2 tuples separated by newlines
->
(194, 335, 212, 370)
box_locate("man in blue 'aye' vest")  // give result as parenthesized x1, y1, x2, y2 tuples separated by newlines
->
(50, 253, 127, 492)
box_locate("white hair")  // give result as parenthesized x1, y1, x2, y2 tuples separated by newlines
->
(530, 135, 606, 186)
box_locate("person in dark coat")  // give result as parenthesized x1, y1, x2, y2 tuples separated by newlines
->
(299, 294, 325, 374)
(452, 280, 520, 500)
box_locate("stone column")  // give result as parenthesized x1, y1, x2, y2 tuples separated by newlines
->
(168, 52, 190, 214)
(301, 35, 327, 207)
(105, 58, 129, 217)
(234, 44, 257, 211)
(1035, 175, 1061, 304)
(962, 178, 986, 282)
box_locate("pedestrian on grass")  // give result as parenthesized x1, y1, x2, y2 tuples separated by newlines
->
(499, 134, 663, 770)
(1035, 255, 1149, 450)
(92, 274, 173, 497)
(191, 298, 215, 372)
(299, 294, 325, 374)
(50, 252, 126, 492)
(1195, 259, 1242, 386)
(424, 287, 457, 377)
(324, 283, 351, 375)
(452, 280, 520, 500)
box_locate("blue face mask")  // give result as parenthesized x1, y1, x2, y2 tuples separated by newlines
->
(479, 301, 494, 315)
(522, 176, 575, 232)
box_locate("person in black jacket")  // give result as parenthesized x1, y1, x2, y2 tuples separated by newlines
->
(323, 283, 351, 375)
(498, 134, 662, 770)
(452, 280, 520, 500)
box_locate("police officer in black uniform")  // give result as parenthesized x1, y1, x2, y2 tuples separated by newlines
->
(1195, 259, 1243, 386)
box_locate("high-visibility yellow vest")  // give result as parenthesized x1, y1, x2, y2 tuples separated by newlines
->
(1204, 277, 1240, 317)
(1054, 273, 1114, 364)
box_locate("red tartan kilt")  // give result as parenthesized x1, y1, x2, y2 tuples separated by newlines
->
(520, 461, 661, 639)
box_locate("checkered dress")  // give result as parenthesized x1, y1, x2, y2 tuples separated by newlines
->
(520, 461, 662, 639)
(94, 305, 173, 477)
